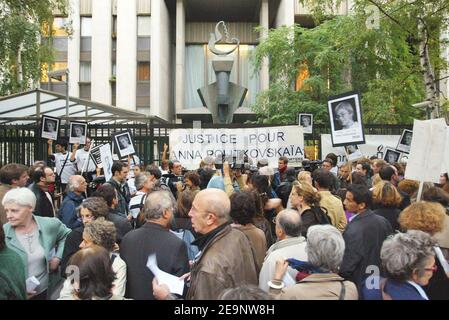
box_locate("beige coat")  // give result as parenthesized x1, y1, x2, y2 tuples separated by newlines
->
(269, 273, 358, 300)
(319, 191, 347, 232)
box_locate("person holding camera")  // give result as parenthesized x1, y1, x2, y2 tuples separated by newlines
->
(161, 160, 184, 199)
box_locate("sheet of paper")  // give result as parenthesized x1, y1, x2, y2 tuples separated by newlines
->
(146, 254, 184, 296)
(26, 276, 40, 292)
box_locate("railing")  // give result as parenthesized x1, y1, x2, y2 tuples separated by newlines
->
(0, 122, 411, 167)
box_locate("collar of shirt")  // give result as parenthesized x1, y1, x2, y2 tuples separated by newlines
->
(406, 281, 429, 300)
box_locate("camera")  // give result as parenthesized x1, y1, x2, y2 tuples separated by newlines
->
(301, 160, 323, 173)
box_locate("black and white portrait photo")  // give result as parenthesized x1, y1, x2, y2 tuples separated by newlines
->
(328, 92, 365, 147)
(113, 131, 135, 158)
(298, 113, 313, 134)
(384, 148, 401, 164)
(41, 115, 60, 141)
(396, 129, 413, 154)
(69, 121, 87, 145)
(344, 144, 363, 161)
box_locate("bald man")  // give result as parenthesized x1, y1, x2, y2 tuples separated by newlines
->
(185, 189, 258, 299)
(259, 209, 308, 292)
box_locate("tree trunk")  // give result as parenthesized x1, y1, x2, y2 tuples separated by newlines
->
(418, 18, 439, 119)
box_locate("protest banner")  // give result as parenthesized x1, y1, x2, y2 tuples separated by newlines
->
(405, 118, 447, 187)
(321, 134, 401, 166)
(169, 126, 305, 170)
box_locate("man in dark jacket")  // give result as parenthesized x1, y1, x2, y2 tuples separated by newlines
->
(120, 190, 189, 300)
(58, 175, 86, 229)
(161, 160, 184, 199)
(104, 161, 130, 216)
(152, 189, 259, 301)
(28, 166, 56, 218)
(340, 184, 393, 292)
(92, 184, 132, 243)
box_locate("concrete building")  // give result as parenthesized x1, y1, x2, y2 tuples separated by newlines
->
(41, 0, 354, 122)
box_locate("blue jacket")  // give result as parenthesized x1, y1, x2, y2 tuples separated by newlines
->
(362, 277, 427, 300)
(58, 192, 84, 229)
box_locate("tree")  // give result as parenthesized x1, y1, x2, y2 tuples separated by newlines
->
(0, 0, 69, 96)
(251, 0, 449, 124)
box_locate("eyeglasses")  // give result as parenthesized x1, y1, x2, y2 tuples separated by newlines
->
(424, 265, 438, 273)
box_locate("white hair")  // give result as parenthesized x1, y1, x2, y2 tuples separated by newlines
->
(2, 187, 37, 210)
(306, 225, 345, 272)
(259, 166, 274, 177)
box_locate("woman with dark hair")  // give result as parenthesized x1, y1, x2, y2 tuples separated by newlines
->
(230, 192, 267, 274)
(0, 224, 27, 299)
(246, 190, 275, 247)
(66, 245, 125, 300)
(183, 171, 201, 197)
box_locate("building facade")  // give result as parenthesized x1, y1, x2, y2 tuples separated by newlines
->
(41, 0, 354, 122)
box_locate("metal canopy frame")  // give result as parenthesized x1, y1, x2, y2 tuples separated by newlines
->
(0, 88, 167, 125)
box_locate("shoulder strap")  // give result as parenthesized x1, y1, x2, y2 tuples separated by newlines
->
(338, 281, 346, 300)
(59, 152, 70, 177)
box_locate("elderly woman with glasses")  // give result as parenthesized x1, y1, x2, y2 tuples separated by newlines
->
(399, 201, 449, 300)
(363, 230, 437, 300)
(268, 225, 358, 300)
(2, 188, 70, 300)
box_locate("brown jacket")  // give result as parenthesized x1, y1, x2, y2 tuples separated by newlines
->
(319, 191, 347, 232)
(187, 225, 258, 300)
(0, 184, 13, 226)
(269, 273, 358, 300)
(232, 224, 267, 275)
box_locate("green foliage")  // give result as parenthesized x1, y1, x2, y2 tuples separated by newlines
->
(0, 0, 69, 96)
(251, 0, 449, 124)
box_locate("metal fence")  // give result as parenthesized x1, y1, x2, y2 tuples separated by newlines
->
(0, 121, 412, 167)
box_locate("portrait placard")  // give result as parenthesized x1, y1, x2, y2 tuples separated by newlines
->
(90, 144, 104, 166)
(327, 92, 365, 147)
(112, 131, 135, 158)
(344, 144, 363, 162)
(298, 113, 313, 134)
(396, 129, 413, 154)
(41, 115, 60, 141)
(69, 121, 87, 145)
(383, 147, 401, 164)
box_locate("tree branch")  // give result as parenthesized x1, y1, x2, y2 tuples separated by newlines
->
(366, 0, 414, 34)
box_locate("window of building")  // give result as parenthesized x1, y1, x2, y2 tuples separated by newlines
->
(80, 61, 91, 82)
(137, 16, 151, 36)
(81, 17, 92, 37)
(137, 62, 150, 81)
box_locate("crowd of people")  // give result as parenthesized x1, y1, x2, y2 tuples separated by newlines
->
(1, 138, 449, 301)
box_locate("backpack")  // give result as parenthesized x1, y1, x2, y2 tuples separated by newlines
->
(170, 228, 199, 261)
(310, 206, 332, 225)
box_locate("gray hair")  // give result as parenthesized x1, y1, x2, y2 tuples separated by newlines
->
(67, 175, 83, 192)
(218, 285, 271, 300)
(306, 225, 345, 272)
(277, 209, 302, 237)
(135, 172, 151, 191)
(2, 187, 36, 210)
(144, 190, 175, 220)
(381, 230, 436, 282)
(83, 219, 117, 252)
